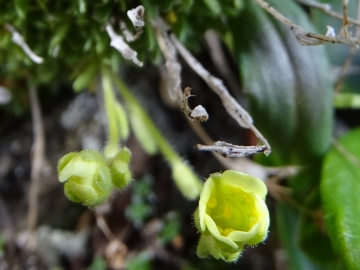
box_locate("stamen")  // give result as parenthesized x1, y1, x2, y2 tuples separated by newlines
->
(207, 197, 217, 208)
(223, 205, 232, 219)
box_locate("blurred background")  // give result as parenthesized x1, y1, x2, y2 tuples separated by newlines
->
(1, 0, 360, 269)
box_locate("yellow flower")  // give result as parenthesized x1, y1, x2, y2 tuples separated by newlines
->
(58, 150, 113, 207)
(194, 170, 269, 262)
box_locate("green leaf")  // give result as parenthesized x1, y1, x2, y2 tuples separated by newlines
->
(333, 93, 360, 109)
(201, 0, 222, 16)
(276, 203, 326, 270)
(73, 63, 98, 92)
(88, 257, 107, 270)
(321, 127, 360, 269)
(126, 251, 152, 270)
(231, 0, 333, 165)
(298, 189, 338, 265)
(15, 0, 28, 19)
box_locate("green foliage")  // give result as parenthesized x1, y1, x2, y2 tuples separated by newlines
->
(88, 257, 107, 270)
(231, 0, 333, 165)
(112, 74, 203, 200)
(276, 203, 325, 270)
(0, 0, 244, 102)
(298, 189, 338, 266)
(321, 128, 360, 269)
(3, 0, 359, 268)
(125, 176, 155, 228)
(159, 212, 181, 243)
(126, 251, 152, 270)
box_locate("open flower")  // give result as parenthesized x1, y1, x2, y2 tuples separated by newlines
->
(194, 170, 269, 262)
(58, 150, 113, 207)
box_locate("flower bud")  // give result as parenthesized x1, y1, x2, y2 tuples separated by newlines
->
(108, 147, 132, 189)
(193, 170, 269, 262)
(171, 160, 202, 200)
(58, 150, 113, 207)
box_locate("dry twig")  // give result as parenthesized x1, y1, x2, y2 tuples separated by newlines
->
(4, 24, 44, 64)
(335, 0, 360, 92)
(153, 19, 183, 104)
(253, 0, 359, 47)
(332, 138, 360, 167)
(167, 29, 271, 157)
(105, 23, 143, 67)
(204, 30, 241, 97)
(297, 0, 360, 27)
(27, 85, 46, 240)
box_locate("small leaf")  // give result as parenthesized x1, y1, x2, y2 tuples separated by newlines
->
(15, 0, 28, 19)
(321, 127, 360, 269)
(49, 22, 69, 49)
(73, 63, 98, 92)
(201, 0, 222, 16)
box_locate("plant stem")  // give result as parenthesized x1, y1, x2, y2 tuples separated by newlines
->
(110, 72, 178, 164)
(101, 67, 120, 151)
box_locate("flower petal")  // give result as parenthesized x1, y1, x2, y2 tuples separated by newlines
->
(199, 177, 216, 231)
(227, 222, 260, 242)
(221, 170, 267, 199)
(205, 215, 238, 249)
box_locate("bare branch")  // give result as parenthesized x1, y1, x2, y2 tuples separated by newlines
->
(335, 0, 360, 92)
(332, 138, 360, 167)
(196, 142, 267, 158)
(27, 85, 45, 238)
(5, 24, 44, 64)
(105, 23, 143, 67)
(253, 0, 360, 47)
(169, 31, 271, 155)
(119, 21, 141, 42)
(297, 0, 360, 27)
(153, 19, 183, 104)
(204, 30, 241, 98)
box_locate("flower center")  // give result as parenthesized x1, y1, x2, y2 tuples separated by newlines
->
(206, 186, 259, 234)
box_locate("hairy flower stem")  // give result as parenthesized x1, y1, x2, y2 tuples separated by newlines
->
(110, 72, 177, 162)
(109, 71, 202, 199)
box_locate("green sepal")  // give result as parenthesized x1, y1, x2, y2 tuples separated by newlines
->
(196, 234, 242, 262)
